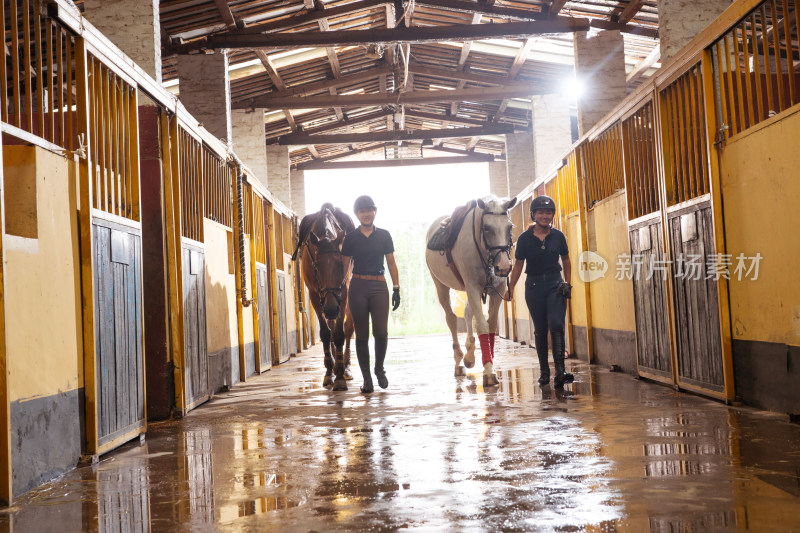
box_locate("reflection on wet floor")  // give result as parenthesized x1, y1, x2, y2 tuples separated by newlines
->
(2, 335, 800, 532)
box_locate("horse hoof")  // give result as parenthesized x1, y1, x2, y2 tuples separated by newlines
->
(332, 379, 348, 391)
(454, 366, 466, 377)
(344, 367, 354, 380)
(322, 375, 334, 387)
(463, 358, 475, 369)
(483, 373, 499, 387)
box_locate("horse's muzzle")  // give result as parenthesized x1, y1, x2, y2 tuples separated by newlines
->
(323, 304, 340, 321)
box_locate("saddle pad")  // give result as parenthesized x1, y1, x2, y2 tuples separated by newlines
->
(427, 226, 449, 251)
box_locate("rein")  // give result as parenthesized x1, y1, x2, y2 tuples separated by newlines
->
(471, 207, 513, 303)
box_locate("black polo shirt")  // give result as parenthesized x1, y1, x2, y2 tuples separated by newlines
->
(341, 227, 394, 275)
(515, 226, 569, 276)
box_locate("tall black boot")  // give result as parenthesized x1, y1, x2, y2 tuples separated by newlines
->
(374, 335, 389, 389)
(534, 332, 551, 386)
(355, 338, 373, 393)
(552, 330, 574, 388)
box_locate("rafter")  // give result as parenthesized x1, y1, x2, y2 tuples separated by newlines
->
(550, 0, 569, 17)
(294, 143, 385, 168)
(213, 0, 237, 29)
(616, 0, 647, 24)
(278, 124, 519, 145)
(413, 0, 546, 20)
(269, 110, 392, 142)
(238, 0, 387, 34)
(246, 65, 393, 101)
(172, 18, 591, 53)
(242, 85, 545, 109)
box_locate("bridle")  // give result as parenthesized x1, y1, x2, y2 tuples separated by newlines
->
(309, 213, 347, 312)
(471, 207, 513, 302)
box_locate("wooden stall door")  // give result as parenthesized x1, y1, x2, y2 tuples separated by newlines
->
(182, 243, 209, 410)
(276, 271, 291, 364)
(256, 265, 272, 371)
(629, 217, 673, 381)
(668, 200, 724, 393)
(93, 220, 145, 448)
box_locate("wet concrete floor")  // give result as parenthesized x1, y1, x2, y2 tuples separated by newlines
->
(2, 335, 800, 532)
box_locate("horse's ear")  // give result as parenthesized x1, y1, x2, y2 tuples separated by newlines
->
(504, 197, 518, 210)
(477, 198, 486, 210)
(309, 232, 320, 246)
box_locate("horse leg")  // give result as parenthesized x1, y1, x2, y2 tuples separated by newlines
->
(466, 287, 498, 387)
(319, 321, 334, 387)
(342, 306, 355, 380)
(433, 278, 465, 376)
(463, 302, 476, 368)
(487, 292, 503, 361)
(331, 317, 348, 391)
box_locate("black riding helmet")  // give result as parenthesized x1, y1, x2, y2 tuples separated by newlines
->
(353, 195, 377, 214)
(530, 195, 556, 216)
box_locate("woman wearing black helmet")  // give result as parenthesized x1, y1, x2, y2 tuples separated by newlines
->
(505, 195, 574, 388)
(341, 195, 401, 394)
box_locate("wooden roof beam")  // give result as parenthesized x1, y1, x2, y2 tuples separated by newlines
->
(299, 154, 495, 170)
(279, 123, 519, 145)
(172, 18, 591, 52)
(270, 110, 392, 141)
(240, 84, 546, 109)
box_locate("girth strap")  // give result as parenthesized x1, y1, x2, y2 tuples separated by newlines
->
(445, 248, 466, 291)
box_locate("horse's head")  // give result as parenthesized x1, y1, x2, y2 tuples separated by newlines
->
(477, 196, 517, 277)
(309, 209, 347, 321)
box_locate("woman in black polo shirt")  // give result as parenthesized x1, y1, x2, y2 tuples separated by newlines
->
(341, 195, 401, 394)
(506, 195, 574, 388)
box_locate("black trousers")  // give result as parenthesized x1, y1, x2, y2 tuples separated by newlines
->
(348, 278, 389, 373)
(524, 273, 566, 335)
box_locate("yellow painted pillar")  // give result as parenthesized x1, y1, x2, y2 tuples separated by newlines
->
(0, 126, 12, 505)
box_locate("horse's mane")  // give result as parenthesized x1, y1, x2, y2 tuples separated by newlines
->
(291, 203, 355, 261)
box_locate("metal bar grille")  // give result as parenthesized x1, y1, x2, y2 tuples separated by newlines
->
(659, 63, 710, 206)
(581, 122, 624, 208)
(178, 127, 204, 241)
(86, 55, 140, 220)
(622, 101, 660, 219)
(252, 192, 267, 264)
(711, 0, 800, 140)
(202, 146, 233, 228)
(1, 0, 76, 149)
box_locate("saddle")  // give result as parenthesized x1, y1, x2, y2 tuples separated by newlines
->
(427, 200, 477, 251)
(427, 200, 478, 291)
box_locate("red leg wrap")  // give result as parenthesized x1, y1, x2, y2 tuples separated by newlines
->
(479, 333, 492, 366)
(489, 333, 496, 354)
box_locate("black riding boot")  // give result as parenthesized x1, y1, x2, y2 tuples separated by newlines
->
(374, 335, 389, 389)
(356, 338, 373, 393)
(534, 332, 551, 386)
(552, 330, 574, 388)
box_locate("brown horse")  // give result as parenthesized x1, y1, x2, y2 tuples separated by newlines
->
(293, 203, 355, 390)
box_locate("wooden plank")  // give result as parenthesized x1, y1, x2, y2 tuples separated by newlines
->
(299, 154, 494, 170)
(34, 0, 44, 137)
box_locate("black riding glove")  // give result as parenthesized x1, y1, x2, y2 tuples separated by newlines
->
(557, 281, 572, 299)
(392, 288, 401, 311)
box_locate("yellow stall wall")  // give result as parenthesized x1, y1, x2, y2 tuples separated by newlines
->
(718, 106, 800, 413)
(241, 237, 255, 375)
(3, 146, 83, 496)
(586, 191, 637, 371)
(565, 213, 588, 358)
(203, 220, 240, 389)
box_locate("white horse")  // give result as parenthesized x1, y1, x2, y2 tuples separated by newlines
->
(426, 196, 517, 386)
